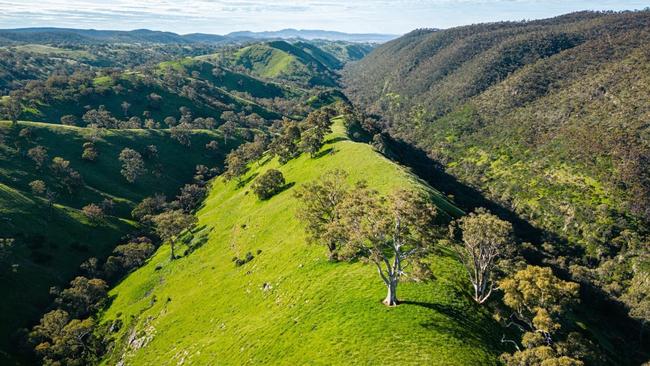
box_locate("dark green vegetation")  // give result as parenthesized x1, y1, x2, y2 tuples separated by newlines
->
(344, 10, 650, 363)
(0, 121, 233, 363)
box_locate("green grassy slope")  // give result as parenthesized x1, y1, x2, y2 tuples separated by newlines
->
(226, 41, 338, 87)
(99, 118, 505, 365)
(234, 44, 299, 78)
(161, 57, 292, 100)
(0, 121, 233, 362)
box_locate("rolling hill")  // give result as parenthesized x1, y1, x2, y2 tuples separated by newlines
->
(217, 40, 371, 87)
(0, 28, 393, 47)
(0, 120, 235, 364)
(96, 118, 510, 365)
(9, 61, 282, 127)
(4, 39, 368, 127)
(0, 28, 226, 46)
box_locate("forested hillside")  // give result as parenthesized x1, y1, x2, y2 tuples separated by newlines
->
(344, 10, 650, 360)
(0, 120, 239, 363)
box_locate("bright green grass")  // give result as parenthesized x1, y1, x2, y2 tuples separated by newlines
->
(93, 75, 114, 87)
(234, 45, 300, 78)
(99, 118, 503, 365)
(0, 121, 235, 363)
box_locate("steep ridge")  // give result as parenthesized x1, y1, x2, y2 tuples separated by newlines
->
(98, 118, 506, 365)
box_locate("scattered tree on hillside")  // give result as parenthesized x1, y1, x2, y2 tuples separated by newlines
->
(499, 265, 581, 365)
(122, 116, 142, 129)
(176, 183, 207, 212)
(131, 194, 167, 223)
(100, 198, 114, 215)
(252, 169, 286, 200)
(81, 142, 98, 162)
(372, 133, 387, 154)
(60, 115, 77, 126)
(54, 276, 108, 318)
(218, 120, 237, 144)
(143, 144, 159, 160)
(120, 101, 131, 117)
(337, 187, 440, 306)
(170, 122, 192, 147)
(2, 96, 22, 125)
(451, 208, 512, 304)
(193, 165, 210, 184)
(294, 169, 349, 260)
(82, 106, 118, 128)
(50, 156, 71, 175)
(270, 121, 301, 164)
(82, 204, 105, 224)
(27, 146, 48, 169)
(118, 148, 145, 183)
(205, 140, 219, 152)
(242, 135, 267, 164)
(152, 209, 197, 260)
(299, 128, 325, 157)
(50, 157, 83, 193)
(29, 180, 46, 196)
(224, 150, 248, 183)
(164, 116, 177, 127)
(104, 237, 156, 277)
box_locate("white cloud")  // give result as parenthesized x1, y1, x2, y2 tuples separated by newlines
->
(0, 0, 646, 34)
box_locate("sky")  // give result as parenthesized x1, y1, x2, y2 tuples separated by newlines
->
(0, 0, 647, 35)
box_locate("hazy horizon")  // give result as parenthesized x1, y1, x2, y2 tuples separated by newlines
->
(0, 1, 648, 35)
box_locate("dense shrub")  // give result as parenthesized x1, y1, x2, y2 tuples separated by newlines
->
(252, 169, 286, 200)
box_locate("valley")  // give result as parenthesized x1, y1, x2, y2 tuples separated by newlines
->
(0, 9, 648, 366)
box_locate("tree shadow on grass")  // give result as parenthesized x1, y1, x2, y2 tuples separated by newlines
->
(324, 136, 347, 144)
(236, 172, 258, 189)
(258, 156, 273, 166)
(259, 182, 296, 201)
(312, 147, 335, 159)
(401, 300, 505, 351)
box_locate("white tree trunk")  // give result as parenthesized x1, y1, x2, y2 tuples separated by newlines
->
(383, 278, 398, 306)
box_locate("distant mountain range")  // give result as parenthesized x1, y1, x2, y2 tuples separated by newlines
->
(226, 29, 398, 43)
(0, 27, 397, 45)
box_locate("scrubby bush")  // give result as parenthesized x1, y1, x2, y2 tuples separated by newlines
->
(29, 180, 46, 195)
(82, 204, 104, 224)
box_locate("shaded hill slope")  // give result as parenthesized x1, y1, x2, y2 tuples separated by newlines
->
(343, 11, 650, 341)
(0, 121, 234, 363)
(98, 119, 508, 365)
